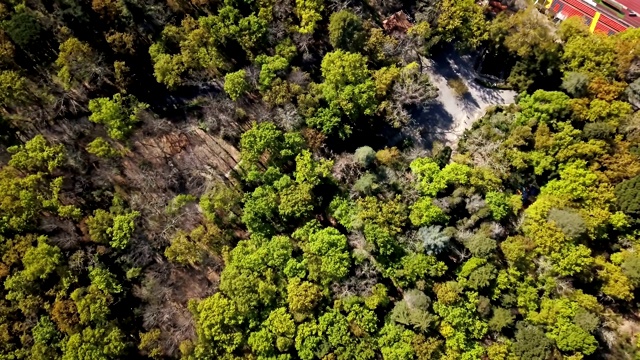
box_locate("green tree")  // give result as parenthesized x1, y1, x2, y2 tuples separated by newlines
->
(88, 93, 148, 140)
(62, 326, 126, 360)
(224, 70, 249, 101)
(615, 175, 640, 215)
(8, 135, 65, 173)
(354, 146, 376, 167)
(435, 0, 487, 49)
(294, 0, 323, 34)
(190, 293, 245, 357)
(300, 225, 351, 285)
(409, 197, 448, 227)
(86, 138, 121, 158)
(55, 38, 98, 90)
(329, 10, 365, 51)
(107, 211, 139, 249)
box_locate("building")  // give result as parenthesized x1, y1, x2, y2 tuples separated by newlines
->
(543, 0, 640, 34)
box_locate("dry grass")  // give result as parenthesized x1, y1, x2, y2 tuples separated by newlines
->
(447, 78, 469, 98)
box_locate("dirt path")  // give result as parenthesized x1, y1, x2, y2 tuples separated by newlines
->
(419, 51, 517, 146)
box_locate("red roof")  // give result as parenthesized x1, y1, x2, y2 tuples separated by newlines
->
(553, 0, 640, 34)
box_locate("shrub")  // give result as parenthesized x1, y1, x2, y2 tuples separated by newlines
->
(224, 70, 249, 101)
(447, 78, 468, 98)
(415, 226, 450, 255)
(615, 175, 640, 214)
(354, 146, 376, 167)
(547, 208, 587, 239)
(353, 173, 378, 195)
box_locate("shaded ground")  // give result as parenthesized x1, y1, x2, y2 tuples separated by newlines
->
(417, 50, 517, 146)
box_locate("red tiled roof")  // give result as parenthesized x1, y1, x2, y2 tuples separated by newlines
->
(553, 0, 639, 34)
(599, 13, 628, 32)
(565, 0, 597, 16)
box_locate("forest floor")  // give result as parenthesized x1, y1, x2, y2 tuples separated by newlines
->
(420, 50, 517, 146)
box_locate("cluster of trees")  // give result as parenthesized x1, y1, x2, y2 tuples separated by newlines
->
(1, 0, 640, 359)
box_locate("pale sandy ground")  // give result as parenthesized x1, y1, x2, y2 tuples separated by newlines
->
(420, 51, 517, 146)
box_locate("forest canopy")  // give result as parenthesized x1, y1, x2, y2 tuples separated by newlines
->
(1, 0, 640, 359)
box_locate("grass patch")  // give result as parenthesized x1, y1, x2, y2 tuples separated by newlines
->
(447, 77, 469, 98)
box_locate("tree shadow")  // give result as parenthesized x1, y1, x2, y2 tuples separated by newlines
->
(408, 102, 455, 148)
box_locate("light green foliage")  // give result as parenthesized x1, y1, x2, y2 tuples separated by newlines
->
(89, 267, 122, 294)
(301, 225, 351, 285)
(199, 182, 242, 222)
(62, 326, 126, 360)
(409, 197, 448, 227)
(294, 0, 323, 34)
(256, 55, 289, 90)
(433, 292, 488, 355)
(410, 157, 470, 196)
(488, 307, 514, 332)
(354, 196, 407, 235)
(294, 150, 333, 186)
(278, 180, 314, 218)
(190, 293, 245, 357)
(364, 223, 397, 256)
(378, 323, 416, 360)
(329, 197, 355, 230)
(563, 31, 617, 78)
(220, 235, 293, 311)
(528, 298, 598, 355)
(0, 70, 28, 108)
(166, 194, 197, 215)
(224, 69, 249, 100)
(107, 211, 139, 249)
(329, 10, 365, 51)
(86, 137, 121, 158)
(71, 286, 113, 325)
(8, 135, 65, 173)
(55, 37, 96, 90)
(242, 185, 279, 235)
(485, 191, 512, 221)
(308, 50, 377, 136)
(457, 257, 497, 290)
(88, 93, 148, 140)
(516, 90, 571, 126)
(392, 253, 447, 288)
(436, 0, 488, 49)
(240, 122, 304, 169)
(390, 289, 434, 331)
(287, 277, 322, 319)
(5, 238, 61, 300)
(248, 307, 296, 355)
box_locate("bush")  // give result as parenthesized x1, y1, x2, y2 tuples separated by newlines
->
(547, 208, 587, 239)
(615, 175, 640, 214)
(354, 146, 376, 167)
(447, 78, 468, 98)
(464, 234, 497, 258)
(512, 323, 553, 360)
(224, 70, 249, 101)
(415, 226, 450, 255)
(582, 122, 616, 140)
(561, 72, 589, 98)
(86, 137, 121, 158)
(488, 307, 514, 332)
(353, 173, 378, 195)
(376, 147, 401, 166)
